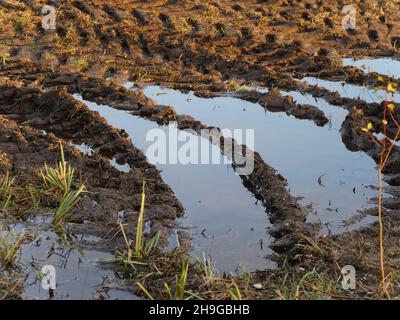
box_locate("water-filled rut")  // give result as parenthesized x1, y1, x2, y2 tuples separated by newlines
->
(74, 94, 274, 273)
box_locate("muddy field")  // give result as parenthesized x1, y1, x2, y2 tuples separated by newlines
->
(1, 0, 400, 300)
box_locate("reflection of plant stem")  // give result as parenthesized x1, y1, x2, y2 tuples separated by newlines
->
(135, 181, 146, 256)
(119, 221, 132, 262)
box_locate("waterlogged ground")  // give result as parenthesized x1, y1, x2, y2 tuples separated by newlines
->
(70, 57, 400, 299)
(343, 58, 400, 79)
(74, 94, 275, 274)
(3, 214, 137, 300)
(69, 57, 394, 274)
(143, 85, 378, 234)
(72, 55, 400, 274)
(302, 77, 400, 104)
(4, 215, 138, 300)
(2, 2, 400, 296)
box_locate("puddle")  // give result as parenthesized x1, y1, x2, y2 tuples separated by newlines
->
(280, 91, 348, 130)
(304, 57, 400, 103)
(143, 86, 379, 233)
(70, 142, 130, 173)
(71, 142, 94, 156)
(248, 86, 346, 129)
(73, 94, 274, 274)
(343, 57, 400, 78)
(302, 77, 400, 104)
(5, 215, 137, 300)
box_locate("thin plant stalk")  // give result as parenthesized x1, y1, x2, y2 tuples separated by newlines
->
(119, 221, 132, 262)
(377, 166, 385, 293)
(136, 281, 154, 300)
(135, 181, 146, 255)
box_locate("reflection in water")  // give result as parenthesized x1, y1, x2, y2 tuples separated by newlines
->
(143, 86, 378, 233)
(74, 94, 274, 274)
(11, 215, 137, 300)
(303, 77, 400, 104)
(343, 57, 400, 78)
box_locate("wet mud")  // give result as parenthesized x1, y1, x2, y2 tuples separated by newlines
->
(1, 0, 400, 299)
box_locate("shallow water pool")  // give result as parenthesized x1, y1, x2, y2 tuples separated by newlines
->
(74, 94, 275, 274)
(143, 86, 378, 233)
